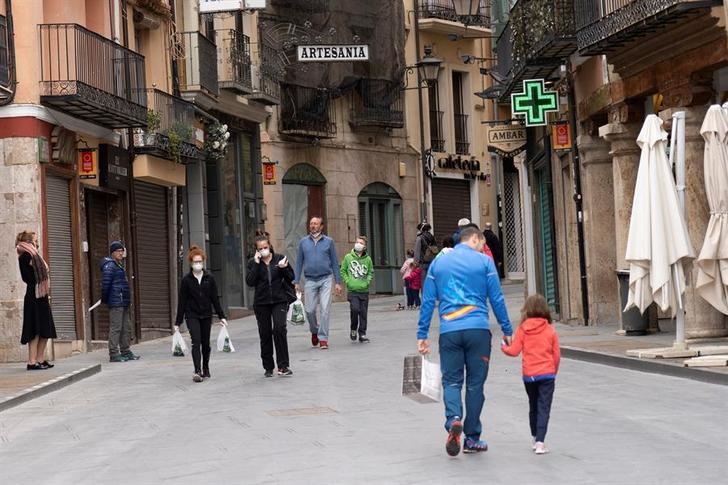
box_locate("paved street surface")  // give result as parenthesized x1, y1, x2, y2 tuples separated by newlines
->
(1, 284, 726, 485)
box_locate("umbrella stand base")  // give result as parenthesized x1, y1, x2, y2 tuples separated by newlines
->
(626, 345, 699, 359)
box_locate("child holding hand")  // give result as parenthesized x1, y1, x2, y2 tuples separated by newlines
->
(501, 294, 560, 455)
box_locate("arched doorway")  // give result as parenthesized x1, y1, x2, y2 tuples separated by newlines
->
(282, 164, 327, 269)
(358, 182, 404, 294)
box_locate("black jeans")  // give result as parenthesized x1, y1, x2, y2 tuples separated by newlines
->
(254, 303, 290, 371)
(406, 287, 421, 307)
(524, 378, 555, 442)
(187, 317, 212, 374)
(348, 292, 369, 336)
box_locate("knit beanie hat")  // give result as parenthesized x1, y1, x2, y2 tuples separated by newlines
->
(109, 241, 125, 253)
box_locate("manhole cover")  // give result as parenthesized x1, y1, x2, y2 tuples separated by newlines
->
(267, 406, 337, 416)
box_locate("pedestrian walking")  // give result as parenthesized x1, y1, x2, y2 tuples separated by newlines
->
(246, 235, 295, 377)
(101, 241, 140, 362)
(484, 222, 505, 279)
(501, 294, 560, 455)
(293, 216, 342, 350)
(404, 262, 422, 309)
(435, 236, 455, 259)
(175, 246, 227, 382)
(341, 236, 374, 343)
(417, 225, 513, 456)
(16, 231, 57, 371)
(452, 218, 470, 245)
(414, 222, 438, 287)
(399, 249, 415, 310)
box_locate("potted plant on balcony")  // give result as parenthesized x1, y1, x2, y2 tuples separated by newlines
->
(144, 109, 162, 146)
(204, 122, 230, 161)
(168, 122, 194, 164)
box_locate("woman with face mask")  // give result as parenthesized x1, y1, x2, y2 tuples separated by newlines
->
(16, 231, 57, 370)
(245, 235, 295, 377)
(174, 246, 227, 382)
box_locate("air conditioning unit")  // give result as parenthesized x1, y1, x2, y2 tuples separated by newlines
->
(199, 0, 244, 13)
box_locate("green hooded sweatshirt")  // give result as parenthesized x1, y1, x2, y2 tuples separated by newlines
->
(340, 249, 374, 293)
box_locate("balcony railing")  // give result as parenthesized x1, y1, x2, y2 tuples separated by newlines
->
(134, 89, 201, 162)
(429, 109, 445, 153)
(575, 0, 719, 54)
(248, 43, 282, 105)
(350, 79, 404, 129)
(419, 0, 491, 27)
(177, 31, 218, 96)
(454, 113, 470, 155)
(39, 24, 147, 128)
(279, 84, 336, 138)
(216, 29, 252, 94)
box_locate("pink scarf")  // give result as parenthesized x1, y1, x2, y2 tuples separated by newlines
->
(17, 242, 50, 299)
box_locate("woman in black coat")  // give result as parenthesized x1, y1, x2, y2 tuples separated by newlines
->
(245, 235, 295, 378)
(174, 246, 227, 382)
(16, 231, 57, 370)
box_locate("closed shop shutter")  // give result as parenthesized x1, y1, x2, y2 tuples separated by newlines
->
(45, 175, 77, 340)
(86, 190, 111, 340)
(431, 178, 471, 244)
(133, 181, 171, 334)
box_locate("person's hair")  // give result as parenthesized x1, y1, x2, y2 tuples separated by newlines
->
(459, 226, 483, 242)
(356, 235, 367, 244)
(187, 245, 206, 263)
(16, 231, 36, 245)
(406, 249, 414, 257)
(310, 215, 324, 225)
(442, 236, 455, 248)
(521, 294, 552, 323)
(417, 222, 424, 231)
(422, 223, 432, 232)
(255, 235, 271, 248)
(463, 223, 480, 231)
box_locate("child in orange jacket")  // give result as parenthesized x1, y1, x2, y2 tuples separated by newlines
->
(501, 294, 560, 455)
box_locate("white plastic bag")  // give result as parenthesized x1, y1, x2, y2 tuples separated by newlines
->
(172, 329, 187, 357)
(216, 325, 235, 353)
(287, 291, 306, 325)
(420, 356, 442, 402)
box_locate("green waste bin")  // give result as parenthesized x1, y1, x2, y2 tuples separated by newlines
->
(616, 270, 649, 336)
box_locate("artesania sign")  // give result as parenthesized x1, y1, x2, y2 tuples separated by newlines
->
(199, 0, 266, 14)
(297, 45, 370, 62)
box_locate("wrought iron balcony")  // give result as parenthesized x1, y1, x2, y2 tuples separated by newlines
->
(39, 24, 147, 128)
(270, 0, 329, 12)
(350, 79, 404, 129)
(216, 29, 252, 94)
(133, 89, 202, 162)
(575, 0, 720, 55)
(177, 31, 218, 96)
(418, 0, 492, 29)
(429, 109, 446, 153)
(454, 113, 470, 155)
(248, 43, 282, 106)
(279, 84, 336, 139)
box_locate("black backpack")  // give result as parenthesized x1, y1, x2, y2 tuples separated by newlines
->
(420, 232, 439, 264)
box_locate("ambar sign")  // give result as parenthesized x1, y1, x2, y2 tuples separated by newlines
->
(487, 125, 527, 157)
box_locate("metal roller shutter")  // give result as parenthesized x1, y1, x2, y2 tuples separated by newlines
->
(133, 181, 171, 333)
(431, 178, 471, 244)
(45, 175, 77, 340)
(86, 190, 111, 340)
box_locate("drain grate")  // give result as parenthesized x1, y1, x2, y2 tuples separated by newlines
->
(267, 406, 338, 417)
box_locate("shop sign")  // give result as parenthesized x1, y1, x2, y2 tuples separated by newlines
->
(297, 45, 370, 62)
(436, 154, 489, 182)
(78, 149, 97, 180)
(487, 124, 527, 157)
(511, 79, 559, 127)
(551, 122, 572, 151)
(99, 144, 130, 191)
(263, 162, 277, 185)
(199, 1, 265, 13)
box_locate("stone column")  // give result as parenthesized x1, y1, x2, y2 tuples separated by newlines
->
(578, 134, 619, 325)
(660, 107, 728, 338)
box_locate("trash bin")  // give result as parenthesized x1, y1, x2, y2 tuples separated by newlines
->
(616, 270, 649, 336)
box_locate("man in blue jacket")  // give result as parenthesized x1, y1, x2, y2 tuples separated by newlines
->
(294, 216, 342, 350)
(418, 226, 512, 456)
(101, 241, 139, 362)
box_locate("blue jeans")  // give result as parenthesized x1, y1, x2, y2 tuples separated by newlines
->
(439, 329, 492, 441)
(304, 276, 333, 341)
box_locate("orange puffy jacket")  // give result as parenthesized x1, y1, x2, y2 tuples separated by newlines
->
(501, 317, 560, 381)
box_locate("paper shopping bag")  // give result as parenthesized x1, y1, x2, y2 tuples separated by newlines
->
(402, 354, 441, 403)
(420, 356, 442, 402)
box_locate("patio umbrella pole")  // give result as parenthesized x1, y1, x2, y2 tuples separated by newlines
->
(673, 111, 688, 349)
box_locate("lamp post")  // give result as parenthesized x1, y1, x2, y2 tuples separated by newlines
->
(452, 0, 479, 25)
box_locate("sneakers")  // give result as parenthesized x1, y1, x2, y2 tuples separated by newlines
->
(40, 360, 54, 369)
(319, 340, 329, 349)
(359, 335, 370, 343)
(445, 418, 463, 457)
(532, 437, 537, 450)
(202, 368, 211, 379)
(264, 369, 274, 378)
(311, 333, 319, 347)
(192, 373, 203, 383)
(26, 363, 44, 370)
(350, 330, 358, 341)
(121, 352, 140, 361)
(277, 367, 293, 377)
(463, 438, 489, 454)
(109, 355, 128, 363)
(534, 442, 549, 454)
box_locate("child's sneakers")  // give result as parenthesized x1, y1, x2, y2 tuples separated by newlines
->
(532, 436, 537, 450)
(534, 442, 549, 454)
(445, 418, 463, 456)
(463, 438, 488, 453)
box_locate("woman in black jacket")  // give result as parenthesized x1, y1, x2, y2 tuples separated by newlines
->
(245, 235, 295, 377)
(175, 246, 227, 382)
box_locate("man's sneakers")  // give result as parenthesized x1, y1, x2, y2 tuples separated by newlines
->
(445, 418, 463, 456)
(192, 372, 203, 383)
(109, 354, 128, 363)
(534, 442, 549, 455)
(264, 369, 274, 378)
(350, 329, 358, 341)
(311, 333, 319, 347)
(359, 335, 370, 343)
(277, 367, 293, 377)
(122, 351, 141, 361)
(463, 438, 489, 454)
(319, 340, 329, 349)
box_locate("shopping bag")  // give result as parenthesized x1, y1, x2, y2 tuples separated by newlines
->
(172, 329, 187, 357)
(216, 325, 236, 353)
(401, 354, 441, 403)
(420, 356, 442, 402)
(287, 292, 306, 325)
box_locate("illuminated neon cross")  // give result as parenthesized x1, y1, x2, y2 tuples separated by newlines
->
(511, 79, 559, 127)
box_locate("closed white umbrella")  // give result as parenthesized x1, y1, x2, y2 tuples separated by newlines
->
(625, 115, 694, 316)
(696, 105, 728, 314)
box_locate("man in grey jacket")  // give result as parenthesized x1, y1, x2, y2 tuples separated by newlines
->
(294, 216, 342, 349)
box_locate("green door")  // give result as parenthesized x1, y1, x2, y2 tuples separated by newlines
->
(536, 166, 559, 313)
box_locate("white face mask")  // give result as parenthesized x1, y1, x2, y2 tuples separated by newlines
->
(354, 243, 365, 253)
(259, 248, 271, 258)
(191, 262, 204, 272)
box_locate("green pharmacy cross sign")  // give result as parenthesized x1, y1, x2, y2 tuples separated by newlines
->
(511, 79, 559, 127)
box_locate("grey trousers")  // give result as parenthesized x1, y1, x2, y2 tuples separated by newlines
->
(108, 307, 132, 357)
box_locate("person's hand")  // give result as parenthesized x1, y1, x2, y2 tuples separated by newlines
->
(335, 283, 343, 296)
(418, 339, 430, 355)
(503, 335, 512, 346)
(173, 325, 180, 333)
(220, 318, 228, 327)
(294, 283, 301, 293)
(254, 251, 261, 264)
(278, 256, 288, 268)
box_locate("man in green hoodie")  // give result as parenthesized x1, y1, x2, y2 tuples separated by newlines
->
(341, 236, 374, 343)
